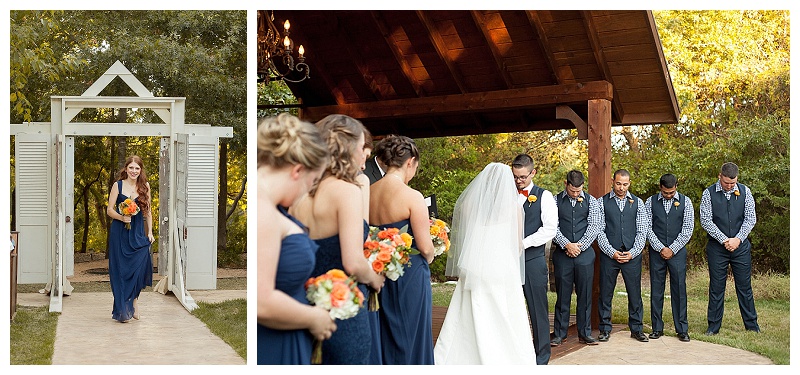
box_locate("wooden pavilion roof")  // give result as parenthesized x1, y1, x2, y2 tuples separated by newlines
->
(263, 10, 680, 139)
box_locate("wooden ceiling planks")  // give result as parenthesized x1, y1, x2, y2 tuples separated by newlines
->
(264, 10, 680, 138)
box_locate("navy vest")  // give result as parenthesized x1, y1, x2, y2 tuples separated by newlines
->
(557, 192, 590, 245)
(707, 183, 746, 239)
(603, 193, 639, 251)
(649, 193, 686, 248)
(523, 185, 545, 255)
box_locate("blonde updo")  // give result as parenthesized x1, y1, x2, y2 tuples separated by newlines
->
(309, 114, 365, 196)
(257, 113, 328, 171)
(375, 134, 420, 168)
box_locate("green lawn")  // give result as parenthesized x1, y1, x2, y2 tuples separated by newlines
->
(432, 268, 790, 365)
(11, 277, 248, 364)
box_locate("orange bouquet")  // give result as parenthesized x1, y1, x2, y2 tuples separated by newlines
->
(429, 218, 451, 257)
(305, 269, 365, 364)
(363, 225, 414, 311)
(118, 199, 140, 230)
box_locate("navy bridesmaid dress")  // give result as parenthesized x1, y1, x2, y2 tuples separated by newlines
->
(374, 219, 434, 365)
(257, 206, 318, 365)
(108, 180, 153, 322)
(309, 221, 374, 365)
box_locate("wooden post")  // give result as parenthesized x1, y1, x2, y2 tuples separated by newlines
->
(587, 98, 611, 330)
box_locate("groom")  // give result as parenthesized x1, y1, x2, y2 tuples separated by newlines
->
(512, 154, 557, 365)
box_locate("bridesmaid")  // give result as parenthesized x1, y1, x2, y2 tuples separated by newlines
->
(369, 134, 436, 365)
(290, 114, 385, 365)
(257, 113, 337, 365)
(357, 126, 383, 365)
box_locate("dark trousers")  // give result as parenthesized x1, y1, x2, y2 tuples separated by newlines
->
(598, 253, 644, 333)
(522, 249, 550, 365)
(649, 247, 688, 334)
(552, 247, 594, 339)
(706, 238, 759, 332)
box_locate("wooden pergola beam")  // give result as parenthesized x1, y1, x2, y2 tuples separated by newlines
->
(417, 10, 468, 93)
(581, 11, 626, 123)
(370, 11, 426, 97)
(526, 10, 572, 84)
(470, 10, 514, 89)
(303, 80, 613, 122)
(587, 98, 612, 330)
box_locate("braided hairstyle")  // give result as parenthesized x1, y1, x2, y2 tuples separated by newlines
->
(257, 113, 329, 171)
(309, 114, 366, 196)
(375, 134, 420, 169)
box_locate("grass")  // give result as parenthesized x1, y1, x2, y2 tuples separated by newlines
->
(10, 306, 60, 365)
(431, 268, 790, 365)
(12, 276, 248, 364)
(191, 298, 248, 360)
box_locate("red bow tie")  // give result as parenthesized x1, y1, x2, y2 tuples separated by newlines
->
(518, 189, 529, 197)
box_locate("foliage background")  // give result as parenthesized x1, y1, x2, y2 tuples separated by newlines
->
(10, 10, 248, 266)
(260, 10, 789, 279)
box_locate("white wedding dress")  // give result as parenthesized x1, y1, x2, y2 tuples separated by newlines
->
(434, 163, 536, 365)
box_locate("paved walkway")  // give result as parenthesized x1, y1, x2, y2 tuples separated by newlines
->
(549, 329, 773, 365)
(431, 306, 774, 365)
(18, 290, 246, 365)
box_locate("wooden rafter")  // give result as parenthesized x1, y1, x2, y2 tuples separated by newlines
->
(278, 11, 346, 105)
(645, 10, 681, 121)
(303, 80, 613, 121)
(370, 11, 426, 97)
(580, 11, 624, 123)
(416, 11, 468, 93)
(326, 12, 384, 101)
(526, 10, 570, 84)
(470, 10, 513, 89)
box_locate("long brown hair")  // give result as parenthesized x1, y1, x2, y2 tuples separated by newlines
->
(117, 155, 150, 214)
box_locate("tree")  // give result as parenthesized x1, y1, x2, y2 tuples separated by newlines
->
(10, 10, 248, 266)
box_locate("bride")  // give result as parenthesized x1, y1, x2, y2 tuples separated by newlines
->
(434, 163, 536, 365)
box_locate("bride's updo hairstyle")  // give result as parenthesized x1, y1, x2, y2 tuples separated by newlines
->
(375, 134, 420, 168)
(257, 113, 328, 170)
(310, 114, 365, 196)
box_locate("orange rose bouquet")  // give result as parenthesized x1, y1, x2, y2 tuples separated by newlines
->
(363, 225, 414, 311)
(429, 218, 451, 257)
(305, 269, 365, 364)
(117, 199, 140, 230)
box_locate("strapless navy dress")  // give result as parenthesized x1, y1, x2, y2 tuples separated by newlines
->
(108, 180, 152, 322)
(373, 219, 434, 365)
(257, 206, 318, 365)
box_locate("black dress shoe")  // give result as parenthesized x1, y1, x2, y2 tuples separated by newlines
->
(704, 330, 718, 336)
(747, 328, 761, 333)
(631, 331, 649, 342)
(579, 335, 599, 345)
(550, 336, 565, 347)
(648, 331, 663, 339)
(598, 331, 610, 342)
(677, 333, 691, 342)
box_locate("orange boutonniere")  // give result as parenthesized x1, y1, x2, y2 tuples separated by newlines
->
(527, 194, 537, 207)
(673, 201, 680, 207)
(734, 190, 740, 199)
(576, 196, 584, 206)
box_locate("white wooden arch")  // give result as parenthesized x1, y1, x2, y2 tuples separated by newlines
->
(11, 61, 233, 313)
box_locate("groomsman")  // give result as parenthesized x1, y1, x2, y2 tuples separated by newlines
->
(363, 138, 387, 184)
(551, 170, 602, 347)
(596, 169, 650, 342)
(512, 154, 557, 365)
(645, 174, 693, 342)
(700, 162, 759, 335)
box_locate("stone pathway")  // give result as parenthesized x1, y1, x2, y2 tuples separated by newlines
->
(550, 329, 773, 365)
(42, 291, 245, 365)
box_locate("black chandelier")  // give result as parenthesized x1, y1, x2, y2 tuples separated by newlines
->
(257, 11, 310, 83)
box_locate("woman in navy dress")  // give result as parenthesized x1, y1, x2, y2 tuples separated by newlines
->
(290, 114, 385, 365)
(257, 113, 336, 365)
(106, 155, 154, 323)
(369, 135, 436, 365)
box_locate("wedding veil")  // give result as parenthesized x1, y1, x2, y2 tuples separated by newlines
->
(445, 162, 524, 289)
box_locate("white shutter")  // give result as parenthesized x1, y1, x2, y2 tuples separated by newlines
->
(185, 136, 218, 289)
(15, 134, 53, 283)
